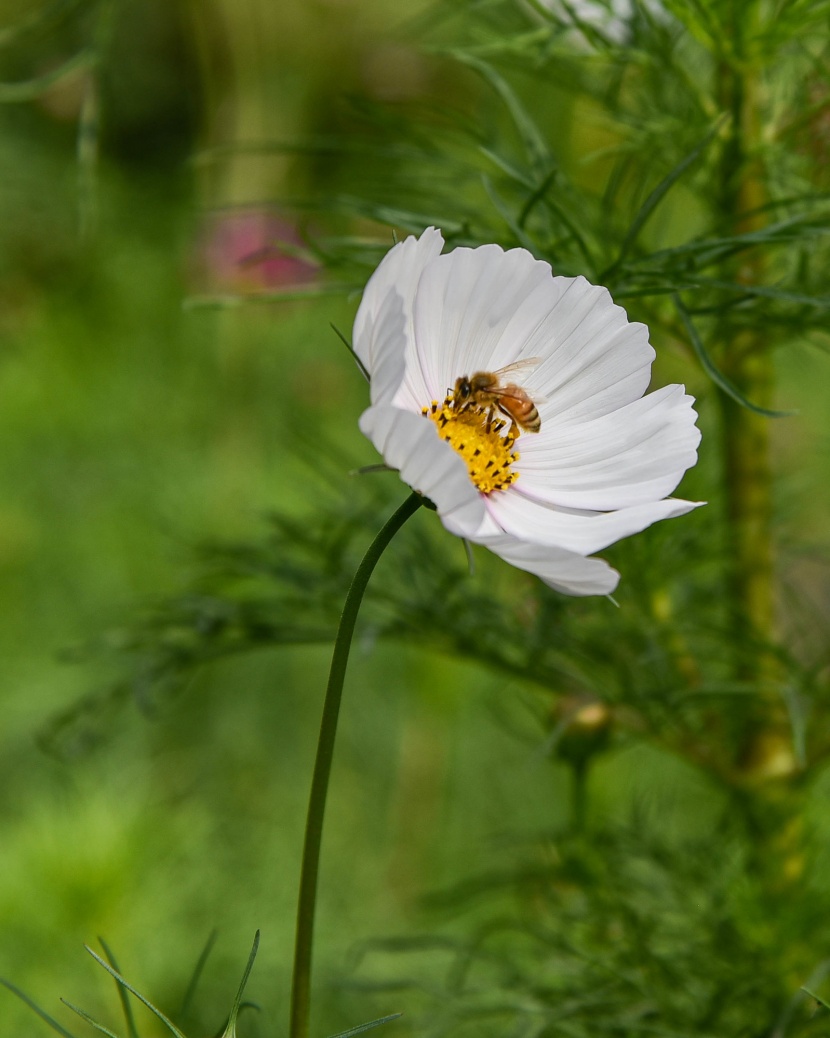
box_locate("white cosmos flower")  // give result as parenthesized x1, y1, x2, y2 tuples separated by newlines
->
(354, 228, 702, 596)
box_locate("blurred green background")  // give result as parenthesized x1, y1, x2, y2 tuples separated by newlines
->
(0, 2, 538, 1032)
(1, 0, 829, 1036)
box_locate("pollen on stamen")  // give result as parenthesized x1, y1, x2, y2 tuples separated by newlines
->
(421, 389, 520, 495)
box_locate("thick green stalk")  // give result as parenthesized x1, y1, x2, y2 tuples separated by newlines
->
(715, 17, 794, 785)
(289, 492, 422, 1038)
(717, 59, 774, 669)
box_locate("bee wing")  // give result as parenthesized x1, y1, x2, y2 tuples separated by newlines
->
(492, 357, 541, 379)
(496, 385, 549, 405)
(492, 358, 547, 404)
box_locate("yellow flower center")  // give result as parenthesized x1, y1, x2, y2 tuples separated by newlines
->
(422, 390, 519, 495)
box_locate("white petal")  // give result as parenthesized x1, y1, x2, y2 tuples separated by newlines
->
(517, 277, 655, 422)
(359, 405, 486, 532)
(470, 532, 620, 596)
(484, 488, 703, 555)
(353, 228, 444, 405)
(517, 385, 701, 510)
(360, 289, 409, 405)
(408, 245, 555, 401)
(407, 251, 655, 422)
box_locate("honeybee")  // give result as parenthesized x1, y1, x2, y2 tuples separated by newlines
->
(454, 358, 542, 436)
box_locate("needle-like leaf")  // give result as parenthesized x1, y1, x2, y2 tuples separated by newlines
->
(673, 293, 795, 417)
(327, 1012, 403, 1038)
(84, 946, 188, 1038)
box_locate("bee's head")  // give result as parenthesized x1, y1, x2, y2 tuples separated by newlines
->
(454, 376, 472, 401)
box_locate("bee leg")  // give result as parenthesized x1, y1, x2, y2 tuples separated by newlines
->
(486, 406, 496, 433)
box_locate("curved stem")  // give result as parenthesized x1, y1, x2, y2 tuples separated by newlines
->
(289, 492, 423, 1038)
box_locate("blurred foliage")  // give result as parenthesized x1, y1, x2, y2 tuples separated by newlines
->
(2, 0, 830, 1036)
(351, 824, 830, 1038)
(39, 462, 769, 786)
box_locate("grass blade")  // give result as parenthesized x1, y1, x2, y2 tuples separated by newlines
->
(98, 938, 139, 1038)
(84, 946, 188, 1038)
(61, 999, 121, 1038)
(222, 931, 260, 1037)
(0, 978, 79, 1037)
(328, 1012, 403, 1038)
(178, 929, 219, 1022)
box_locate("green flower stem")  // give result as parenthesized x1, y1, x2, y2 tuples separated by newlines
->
(289, 491, 423, 1038)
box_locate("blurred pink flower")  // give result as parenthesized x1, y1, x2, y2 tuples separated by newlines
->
(198, 209, 318, 294)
